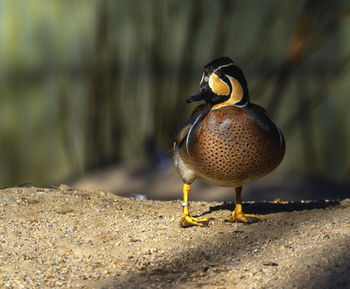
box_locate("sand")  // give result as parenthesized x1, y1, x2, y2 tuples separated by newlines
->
(0, 185, 349, 289)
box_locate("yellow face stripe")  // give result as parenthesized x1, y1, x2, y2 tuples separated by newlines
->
(208, 73, 230, 96)
(212, 76, 244, 109)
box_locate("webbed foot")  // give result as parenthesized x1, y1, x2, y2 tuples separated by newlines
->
(226, 212, 264, 223)
(180, 214, 210, 228)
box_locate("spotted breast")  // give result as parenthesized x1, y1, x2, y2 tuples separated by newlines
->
(186, 104, 285, 187)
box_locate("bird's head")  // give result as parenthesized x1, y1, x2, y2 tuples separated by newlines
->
(186, 57, 249, 108)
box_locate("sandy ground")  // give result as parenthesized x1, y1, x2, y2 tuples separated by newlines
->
(0, 186, 349, 289)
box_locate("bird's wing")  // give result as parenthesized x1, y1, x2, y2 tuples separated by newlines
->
(174, 103, 212, 148)
(247, 103, 285, 149)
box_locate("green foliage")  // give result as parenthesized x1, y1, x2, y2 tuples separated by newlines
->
(0, 0, 349, 186)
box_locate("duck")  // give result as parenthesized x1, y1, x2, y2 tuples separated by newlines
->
(173, 57, 285, 227)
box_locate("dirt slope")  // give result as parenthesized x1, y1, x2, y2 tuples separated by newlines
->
(0, 186, 349, 289)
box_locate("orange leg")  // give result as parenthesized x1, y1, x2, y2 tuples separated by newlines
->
(226, 186, 264, 223)
(179, 184, 209, 228)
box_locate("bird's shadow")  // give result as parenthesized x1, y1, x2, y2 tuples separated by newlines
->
(197, 199, 340, 217)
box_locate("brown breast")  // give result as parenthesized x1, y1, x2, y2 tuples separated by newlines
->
(187, 105, 285, 187)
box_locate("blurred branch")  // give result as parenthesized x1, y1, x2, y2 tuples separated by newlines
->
(255, 2, 350, 117)
(211, 0, 236, 57)
(84, 0, 121, 169)
(282, 50, 350, 134)
(296, 71, 318, 172)
(58, 77, 81, 173)
(152, 0, 204, 149)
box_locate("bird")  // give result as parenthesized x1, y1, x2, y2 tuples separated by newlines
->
(173, 57, 285, 227)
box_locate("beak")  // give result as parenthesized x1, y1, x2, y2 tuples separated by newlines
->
(185, 88, 213, 103)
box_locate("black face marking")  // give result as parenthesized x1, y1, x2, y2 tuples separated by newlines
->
(188, 57, 250, 106)
(204, 57, 234, 71)
(215, 63, 250, 106)
(200, 57, 234, 89)
(216, 71, 232, 92)
(219, 65, 248, 90)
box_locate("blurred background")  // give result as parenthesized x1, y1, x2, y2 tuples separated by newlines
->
(1, 0, 350, 201)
